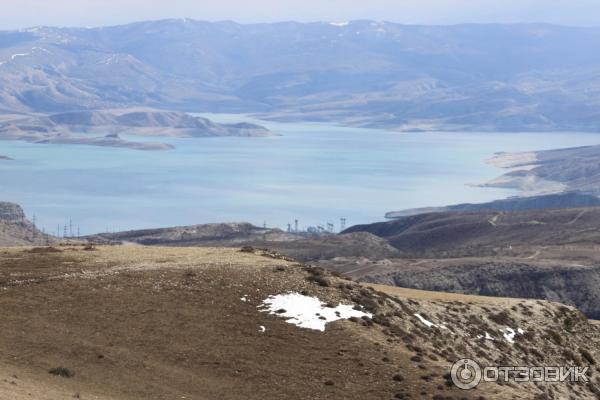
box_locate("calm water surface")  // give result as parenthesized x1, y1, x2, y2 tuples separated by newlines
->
(1, 114, 599, 234)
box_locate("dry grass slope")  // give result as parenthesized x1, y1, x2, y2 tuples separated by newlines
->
(1, 245, 599, 399)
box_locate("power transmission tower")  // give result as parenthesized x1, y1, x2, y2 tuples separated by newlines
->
(294, 219, 298, 233)
(340, 217, 346, 232)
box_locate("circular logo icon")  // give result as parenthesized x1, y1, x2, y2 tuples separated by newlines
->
(451, 358, 482, 390)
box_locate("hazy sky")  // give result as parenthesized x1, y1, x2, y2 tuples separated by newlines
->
(2, 0, 600, 29)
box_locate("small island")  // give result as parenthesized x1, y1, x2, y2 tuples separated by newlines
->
(0, 109, 274, 151)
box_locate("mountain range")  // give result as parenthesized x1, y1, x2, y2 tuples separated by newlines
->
(3, 20, 600, 131)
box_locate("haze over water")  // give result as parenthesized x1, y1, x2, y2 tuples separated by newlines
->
(1, 114, 599, 235)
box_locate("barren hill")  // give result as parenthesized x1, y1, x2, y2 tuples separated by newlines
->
(0, 202, 50, 246)
(328, 207, 600, 319)
(0, 109, 272, 150)
(344, 206, 600, 258)
(88, 223, 401, 261)
(1, 245, 600, 399)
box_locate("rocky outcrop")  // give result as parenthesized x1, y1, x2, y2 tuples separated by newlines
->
(0, 202, 27, 223)
(0, 202, 49, 245)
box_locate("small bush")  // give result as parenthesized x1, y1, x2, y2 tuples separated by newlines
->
(49, 367, 74, 378)
(306, 275, 330, 287)
(546, 330, 563, 346)
(581, 348, 596, 365)
(488, 310, 514, 326)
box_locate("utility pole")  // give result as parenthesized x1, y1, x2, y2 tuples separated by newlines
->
(69, 218, 73, 238)
(287, 223, 291, 233)
(294, 219, 299, 233)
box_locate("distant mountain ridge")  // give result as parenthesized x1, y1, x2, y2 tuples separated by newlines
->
(3, 20, 600, 131)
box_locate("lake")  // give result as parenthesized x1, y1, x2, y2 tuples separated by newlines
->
(1, 114, 599, 235)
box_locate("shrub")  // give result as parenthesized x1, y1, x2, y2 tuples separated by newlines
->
(581, 348, 596, 365)
(49, 367, 74, 378)
(488, 310, 514, 326)
(306, 275, 330, 287)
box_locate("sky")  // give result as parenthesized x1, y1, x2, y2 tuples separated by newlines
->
(1, 0, 600, 29)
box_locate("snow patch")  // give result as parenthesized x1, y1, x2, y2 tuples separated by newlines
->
(502, 327, 525, 343)
(10, 53, 30, 60)
(414, 313, 435, 328)
(414, 313, 448, 330)
(330, 21, 349, 27)
(259, 292, 371, 332)
(477, 332, 495, 341)
(259, 325, 266, 333)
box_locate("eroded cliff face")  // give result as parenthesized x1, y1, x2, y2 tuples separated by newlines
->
(0, 202, 26, 223)
(0, 202, 49, 245)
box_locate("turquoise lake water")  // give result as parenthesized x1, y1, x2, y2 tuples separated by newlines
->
(1, 114, 599, 235)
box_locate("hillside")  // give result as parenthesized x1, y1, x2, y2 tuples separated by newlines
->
(3, 21, 600, 131)
(87, 223, 402, 261)
(482, 146, 600, 196)
(2, 245, 600, 399)
(385, 192, 600, 218)
(0, 109, 272, 150)
(0, 202, 50, 246)
(344, 206, 600, 258)
(330, 207, 600, 319)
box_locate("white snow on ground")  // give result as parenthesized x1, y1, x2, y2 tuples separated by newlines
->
(0, 47, 51, 66)
(414, 313, 435, 328)
(240, 295, 248, 302)
(502, 327, 525, 343)
(259, 326, 266, 333)
(414, 313, 448, 330)
(10, 53, 30, 60)
(477, 332, 496, 341)
(330, 21, 349, 27)
(259, 292, 372, 332)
